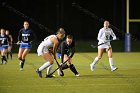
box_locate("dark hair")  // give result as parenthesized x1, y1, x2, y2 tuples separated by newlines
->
(67, 35, 73, 39)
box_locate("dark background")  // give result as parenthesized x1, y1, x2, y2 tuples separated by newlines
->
(0, 0, 140, 42)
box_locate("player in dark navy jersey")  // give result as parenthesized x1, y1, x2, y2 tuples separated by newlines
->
(57, 35, 80, 76)
(17, 21, 35, 71)
(6, 30, 13, 60)
(0, 28, 11, 64)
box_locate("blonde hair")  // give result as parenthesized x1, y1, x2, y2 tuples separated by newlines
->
(56, 28, 65, 35)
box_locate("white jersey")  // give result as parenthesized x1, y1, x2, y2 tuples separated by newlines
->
(37, 35, 57, 56)
(97, 27, 116, 48)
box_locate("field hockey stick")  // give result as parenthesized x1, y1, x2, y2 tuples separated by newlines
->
(91, 39, 114, 48)
(48, 58, 70, 76)
(54, 58, 64, 76)
(14, 42, 32, 45)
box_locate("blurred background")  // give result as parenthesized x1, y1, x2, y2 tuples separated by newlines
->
(0, 0, 140, 52)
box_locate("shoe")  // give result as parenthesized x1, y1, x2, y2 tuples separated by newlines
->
(46, 74, 55, 78)
(75, 73, 80, 77)
(90, 64, 94, 71)
(111, 67, 118, 71)
(20, 68, 23, 71)
(57, 68, 64, 76)
(36, 69, 42, 78)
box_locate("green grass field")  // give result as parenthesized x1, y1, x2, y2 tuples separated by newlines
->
(0, 53, 140, 93)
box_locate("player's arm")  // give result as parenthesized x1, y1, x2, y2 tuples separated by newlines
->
(9, 35, 13, 44)
(17, 30, 22, 44)
(69, 41, 75, 58)
(110, 29, 116, 40)
(97, 29, 105, 43)
(7, 35, 11, 45)
(51, 37, 59, 60)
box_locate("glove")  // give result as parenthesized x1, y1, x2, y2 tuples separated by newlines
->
(113, 36, 116, 40)
(16, 41, 20, 45)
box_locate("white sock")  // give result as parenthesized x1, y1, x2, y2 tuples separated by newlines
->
(39, 62, 51, 71)
(91, 57, 99, 66)
(109, 58, 114, 68)
(46, 65, 53, 75)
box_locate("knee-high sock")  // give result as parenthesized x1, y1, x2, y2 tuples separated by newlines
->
(91, 57, 99, 66)
(39, 62, 51, 71)
(20, 59, 25, 68)
(109, 58, 114, 68)
(69, 64, 78, 75)
(46, 64, 53, 75)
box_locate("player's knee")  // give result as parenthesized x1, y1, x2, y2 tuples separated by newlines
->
(97, 56, 102, 59)
(18, 57, 22, 60)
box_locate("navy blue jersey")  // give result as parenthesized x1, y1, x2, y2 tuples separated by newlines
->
(57, 40, 75, 63)
(18, 28, 34, 43)
(0, 35, 10, 46)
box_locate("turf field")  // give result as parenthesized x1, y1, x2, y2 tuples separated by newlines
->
(0, 53, 140, 93)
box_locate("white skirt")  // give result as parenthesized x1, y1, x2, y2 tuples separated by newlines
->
(98, 42, 111, 49)
(37, 44, 49, 56)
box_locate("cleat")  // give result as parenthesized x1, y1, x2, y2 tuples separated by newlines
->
(36, 69, 42, 78)
(46, 75, 55, 78)
(75, 73, 80, 77)
(20, 68, 23, 71)
(90, 64, 94, 71)
(111, 67, 118, 71)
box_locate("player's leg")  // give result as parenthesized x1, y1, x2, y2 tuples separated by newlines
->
(6, 47, 9, 60)
(65, 55, 80, 76)
(1, 48, 8, 64)
(18, 48, 24, 64)
(56, 53, 65, 76)
(90, 48, 104, 71)
(20, 48, 30, 70)
(36, 53, 54, 78)
(107, 47, 118, 71)
(8, 46, 12, 60)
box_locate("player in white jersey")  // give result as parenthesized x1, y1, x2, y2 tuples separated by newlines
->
(36, 28, 65, 78)
(90, 20, 118, 71)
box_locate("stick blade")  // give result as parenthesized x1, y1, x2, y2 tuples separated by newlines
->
(91, 44, 97, 48)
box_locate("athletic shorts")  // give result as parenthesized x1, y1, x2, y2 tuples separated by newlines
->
(1, 45, 8, 50)
(0, 46, 2, 50)
(37, 44, 49, 56)
(20, 43, 32, 49)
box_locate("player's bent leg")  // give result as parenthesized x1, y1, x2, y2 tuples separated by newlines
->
(36, 53, 54, 78)
(90, 48, 104, 71)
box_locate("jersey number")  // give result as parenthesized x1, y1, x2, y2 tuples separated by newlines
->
(23, 36, 28, 41)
